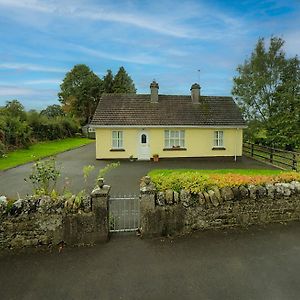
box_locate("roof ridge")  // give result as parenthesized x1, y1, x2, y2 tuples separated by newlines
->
(100, 93, 233, 98)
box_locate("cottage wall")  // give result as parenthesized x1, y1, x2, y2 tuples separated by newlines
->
(95, 127, 243, 159)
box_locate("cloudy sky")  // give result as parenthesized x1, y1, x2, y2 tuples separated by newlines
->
(0, 0, 299, 110)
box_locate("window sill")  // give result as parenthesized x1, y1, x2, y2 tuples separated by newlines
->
(212, 147, 226, 150)
(110, 149, 125, 152)
(163, 148, 187, 151)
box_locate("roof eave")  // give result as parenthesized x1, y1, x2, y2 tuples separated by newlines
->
(90, 124, 247, 129)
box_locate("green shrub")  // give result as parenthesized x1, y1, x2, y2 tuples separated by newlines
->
(97, 162, 120, 182)
(0, 141, 5, 157)
(25, 157, 60, 195)
(149, 170, 300, 193)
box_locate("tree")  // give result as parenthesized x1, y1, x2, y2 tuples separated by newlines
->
(103, 69, 114, 93)
(4, 100, 27, 120)
(58, 64, 103, 124)
(112, 66, 136, 93)
(232, 37, 300, 149)
(267, 57, 300, 148)
(40, 104, 65, 118)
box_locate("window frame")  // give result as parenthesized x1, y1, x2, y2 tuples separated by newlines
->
(112, 130, 123, 149)
(213, 130, 224, 148)
(164, 130, 185, 149)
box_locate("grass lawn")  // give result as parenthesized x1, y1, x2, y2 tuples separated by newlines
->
(148, 168, 284, 177)
(0, 137, 94, 171)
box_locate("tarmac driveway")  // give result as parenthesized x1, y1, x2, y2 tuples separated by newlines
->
(0, 142, 276, 198)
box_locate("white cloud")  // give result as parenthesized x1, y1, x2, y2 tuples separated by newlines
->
(283, 30, 300, 56)
(23, 79, 62, 85)
(0, 0, 193, 38)
(0, 85, 55, 97)
(0, 63, 67, 73)
(72, 45, 157, 65)
(0, 0, 245, 40)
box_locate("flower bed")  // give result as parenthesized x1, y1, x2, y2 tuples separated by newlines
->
(148, 169, 300, 193)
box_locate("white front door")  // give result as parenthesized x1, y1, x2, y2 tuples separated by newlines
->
(137, 131, 150, 160)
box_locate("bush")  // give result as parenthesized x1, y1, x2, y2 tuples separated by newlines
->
(0, 141, 5, 157)
(27, 114, 79, 141)
(150, 171, 300, 193)
(3, 117, 31, 149)
(25, 157, 61, 195)
(1, 100, 80, 151)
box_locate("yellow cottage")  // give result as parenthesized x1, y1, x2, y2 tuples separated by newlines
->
(90, 81, 246, 160)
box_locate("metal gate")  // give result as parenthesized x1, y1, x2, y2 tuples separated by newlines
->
(109, 195, 140, 232)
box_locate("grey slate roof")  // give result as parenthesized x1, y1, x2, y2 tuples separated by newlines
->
(90, 94, 246, 127)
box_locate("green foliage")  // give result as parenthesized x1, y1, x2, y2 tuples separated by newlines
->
(112, 66, 136, 93)
(0, 100, 31, 149)
(25, 157, 61, 195)
(83, 165, 95, 182)
(74, 190, 85, 209)
(149, 169, 300, 193)
(151, 172, 212, 193)
(58, 64, 103, 124)
(97, 162, 120, 181)
(40, 104, 65, 118)
(2, 117, 31, 149)
(0, 141, 5, 157)
(27, 113, 79, 141)
(232, 36, 300, 149)
(5, 198, 15, 214)
(4, 100, 27, 120)
(0, 100, 79, 153)
(103, 69, 114, 93)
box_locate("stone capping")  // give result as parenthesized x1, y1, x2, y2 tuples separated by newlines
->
(0, 184, 111, 250)
(139, 179, 300, 208)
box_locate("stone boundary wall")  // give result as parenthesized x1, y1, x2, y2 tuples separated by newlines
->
(0, 185, 110, 250)
(140, 177, 300, 237)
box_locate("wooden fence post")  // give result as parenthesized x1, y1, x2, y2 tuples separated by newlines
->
(270, 148, 273, 164)
(292, 154, 297, 171)
(251, 143, 254, 157)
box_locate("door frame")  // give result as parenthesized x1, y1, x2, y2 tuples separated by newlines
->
(137, 130, 150, 160)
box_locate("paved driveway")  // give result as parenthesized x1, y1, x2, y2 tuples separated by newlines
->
(0, 142, 277, 198)
(1, 222, 300, 300)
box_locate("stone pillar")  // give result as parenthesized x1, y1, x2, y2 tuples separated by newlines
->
(140, 176, 157, 236)
(90, 178, 111, 242)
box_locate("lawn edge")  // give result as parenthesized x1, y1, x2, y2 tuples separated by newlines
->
(0, 140, 95, 172)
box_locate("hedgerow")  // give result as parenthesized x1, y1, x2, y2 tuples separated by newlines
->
(149, 171, 300, 193)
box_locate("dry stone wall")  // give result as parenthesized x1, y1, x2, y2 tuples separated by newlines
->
(0, 185, 110, 250)
(140, 178, 300, 237)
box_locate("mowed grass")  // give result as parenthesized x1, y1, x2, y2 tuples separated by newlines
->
(0, 137, 94, 171)
(148, 168, 283, 177)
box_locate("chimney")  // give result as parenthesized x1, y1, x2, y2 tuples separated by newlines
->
(190, 83, 201, 103)
(150, 80, 159, 103)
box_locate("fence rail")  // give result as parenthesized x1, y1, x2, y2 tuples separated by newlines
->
(243, 142, 299, 171)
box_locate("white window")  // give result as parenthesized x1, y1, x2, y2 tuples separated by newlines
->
(112, 131, 123, 149)
(164, 130, 185, 148)
(214, 130, 224, 147)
